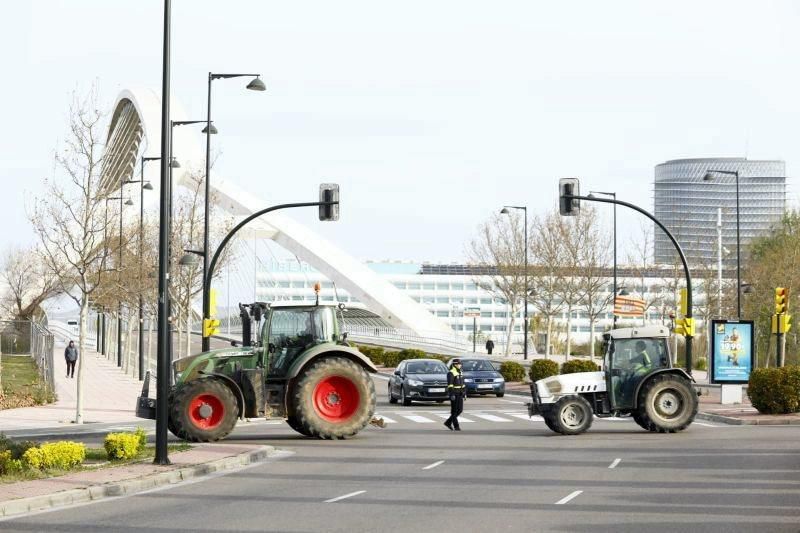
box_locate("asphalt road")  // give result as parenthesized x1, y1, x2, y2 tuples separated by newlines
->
(3, 375, 800, 532)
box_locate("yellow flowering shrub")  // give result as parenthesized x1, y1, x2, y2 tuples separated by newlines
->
(104, 433, 141, 460)
(22, 441, 86, 470)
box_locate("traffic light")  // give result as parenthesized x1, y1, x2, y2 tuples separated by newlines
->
(203, 318, 220, 338)
(319, 183, 340, 221)
(679, 288, 687, 317)
(558, 178, 580, 216)
(783, 313, 792, 334)
(775, 287, 789, 314)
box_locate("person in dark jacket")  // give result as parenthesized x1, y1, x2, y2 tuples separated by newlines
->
(64, 340, 78, 378)
(444, 358, 466, 431)
(485, 338, 495, 355)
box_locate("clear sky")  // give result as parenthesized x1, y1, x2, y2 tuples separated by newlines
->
(2, 0, 799, 263)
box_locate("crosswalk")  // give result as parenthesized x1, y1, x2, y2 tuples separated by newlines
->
(374, 410, 545, 425)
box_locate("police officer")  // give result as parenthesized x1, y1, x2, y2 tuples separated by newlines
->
(444, 358, 466, 431)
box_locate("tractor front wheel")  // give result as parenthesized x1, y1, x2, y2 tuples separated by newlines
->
(636, 374, 698, 433)
(286, 415, 313, 436)
(550, 395, 593, 435)
(291, 357, 376, 439)
(171, 379, 239, 442)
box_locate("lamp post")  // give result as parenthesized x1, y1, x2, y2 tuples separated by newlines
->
(703, 169, 741, 318)
(202, 72, 265, 352)
(500, 205, 528, 360)
(105, 195, 134, 366)
(133, 157, 158, 379)
(589, 191, 617, 327)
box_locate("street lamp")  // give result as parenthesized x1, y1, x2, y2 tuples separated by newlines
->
(500, 205, 528, 360)
(203, 72, 265, 352)
(589, 191, 618, 327)
(703, 169, 741, 318)
(133, 156, 158, 380)
(105, 195, 134, 367)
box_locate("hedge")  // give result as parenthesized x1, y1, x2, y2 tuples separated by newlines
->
(694, 357, 708, 371)
(748, 366, 800, 414)
(0, 435, 38, 475)
(529, 359, 559, 382)
(355, 346, 451, 368)
(499, 361, 526, 382)
(22, 441, 86, 470)
(104, 428, 148, 460)
(561, 359, 600, 375)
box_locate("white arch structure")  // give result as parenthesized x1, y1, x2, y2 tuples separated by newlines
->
(102, 88, 452, 337)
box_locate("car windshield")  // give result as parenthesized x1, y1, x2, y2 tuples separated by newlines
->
(460, 360, 495, 372)
(406, 361, 447, 374)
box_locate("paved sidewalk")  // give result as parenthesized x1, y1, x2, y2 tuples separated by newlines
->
(0, 345, 143, 431)
(0, 443, 275, 518)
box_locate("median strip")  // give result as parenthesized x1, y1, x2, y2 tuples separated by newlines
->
(422, 460, 444, 470)
(608, 458, 621, 469)
(325, 490, 366, 503)
(554, 490, 583, 505)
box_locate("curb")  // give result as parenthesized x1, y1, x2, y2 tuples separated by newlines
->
(697, 411, 800, 426)
(0, 445, 276, 519)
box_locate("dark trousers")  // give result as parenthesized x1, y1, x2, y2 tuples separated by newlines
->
(445, 395, 464, 429)
(66, 359, 76, 377)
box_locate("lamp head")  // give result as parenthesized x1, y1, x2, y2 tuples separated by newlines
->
(169, 158, 181, 169)
(179, 253, 199, 267)
(143, 182, 154, 190)
(500, 207, 510, 215)
(246, 77, 266, 91)
(124, 199, 134, 206)
(703, 172, 715, 181)
(202, 124, 218, 135)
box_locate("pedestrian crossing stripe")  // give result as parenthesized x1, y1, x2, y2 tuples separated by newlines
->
(401, 415, 437, 424)
(471, 413, 513, 422)
(432, 413, 474, 423)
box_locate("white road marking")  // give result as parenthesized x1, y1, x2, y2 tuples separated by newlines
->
(401, 415, 436, 423)
(596, 416, 633, 422)
(432, 413, 474, 423)
(503, 412, 544, 422)
(608, 458, 621, 469)
(373, 374, 390, 381)
(422, 460, 445, 470)
(471, 413, 512, 422)
(555, 490, 583, 505)
(374, 414, 397, 424)
(324, 490, 366, 503)
(692, 422, 719, 427)
(498, 399, 525, 404)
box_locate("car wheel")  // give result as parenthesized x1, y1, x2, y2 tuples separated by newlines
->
(388, 384, 398, 404)
(401, 386, 412, 406)
(496, 392, 505, 398)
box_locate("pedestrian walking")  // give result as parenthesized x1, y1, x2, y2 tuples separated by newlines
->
(485, 338, 495, 355)
(64, 340, 78, 378)
(444, 358, 466, 431)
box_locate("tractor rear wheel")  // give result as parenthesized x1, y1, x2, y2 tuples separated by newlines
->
(632, 412, 654, 431)
(171, 379, 239, 442)
(636, 374, 698, 433)
(550, 395, 593, 435)
(286, 415, 313, 436)
(167, 388, 183, 439)
(291, 357, 376, 439)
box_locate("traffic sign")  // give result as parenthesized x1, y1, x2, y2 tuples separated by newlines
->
(463, 307, 481, 318)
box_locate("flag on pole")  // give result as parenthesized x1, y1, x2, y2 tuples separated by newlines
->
(614, 295, 646, 317)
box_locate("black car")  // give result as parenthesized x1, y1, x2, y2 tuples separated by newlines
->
(448, 358, 506, 397)
(388, 359, 450, 406)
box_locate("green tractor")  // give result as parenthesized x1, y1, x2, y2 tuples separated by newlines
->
(136, 301, 377, 441)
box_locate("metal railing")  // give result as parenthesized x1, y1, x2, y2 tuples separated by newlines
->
(0, 320, 55, 390)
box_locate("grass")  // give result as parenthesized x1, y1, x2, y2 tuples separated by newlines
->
(0, 355, 56, 409)
(0, 443, 192, 484)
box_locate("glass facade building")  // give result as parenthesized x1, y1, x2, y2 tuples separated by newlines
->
(653, 158, 786, 267)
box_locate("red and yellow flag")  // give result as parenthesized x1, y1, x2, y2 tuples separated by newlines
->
(614, 295, 646, 317)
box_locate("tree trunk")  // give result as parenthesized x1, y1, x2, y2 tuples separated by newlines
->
(565, 306, 572, 360)
(185, 306, 192, 358)
(589, 320, 596, 357)
(545, 317, 553, 359)
(76, 301, 88, 424)
(147, 317, 154, 375)
(125, 314, 135, 376)
(504, 308, 516, 357)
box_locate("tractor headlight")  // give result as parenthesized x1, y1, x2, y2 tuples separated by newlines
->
(545, 380, 562, 394)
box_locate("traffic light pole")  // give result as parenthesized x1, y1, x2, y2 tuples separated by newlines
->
(565, 193, 694, 374)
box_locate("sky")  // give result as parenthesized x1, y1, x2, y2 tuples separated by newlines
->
(2, 0, 800, 265)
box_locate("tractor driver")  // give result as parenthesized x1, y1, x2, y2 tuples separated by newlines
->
(631, 340, 653, 374)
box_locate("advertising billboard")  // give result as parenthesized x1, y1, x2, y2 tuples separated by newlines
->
(710, 320, 754, 384)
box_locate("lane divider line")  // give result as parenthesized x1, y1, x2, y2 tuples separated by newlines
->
(555, 490, 583, 505)
(422, 460, 445, 470)
(608, 458, 621, 469)
(325, 490, 366, 503)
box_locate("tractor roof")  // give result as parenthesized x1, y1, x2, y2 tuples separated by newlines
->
(605, 325, 670, 340)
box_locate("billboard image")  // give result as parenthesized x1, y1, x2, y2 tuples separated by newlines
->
(710, 320, 754, 384)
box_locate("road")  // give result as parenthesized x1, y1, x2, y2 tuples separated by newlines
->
(3, 375, 800, 532)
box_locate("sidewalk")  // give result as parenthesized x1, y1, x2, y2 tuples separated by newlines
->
(0, 345, 143, 431)
(0, 443, 274, 518)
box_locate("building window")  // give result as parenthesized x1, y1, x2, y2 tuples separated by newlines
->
(278, 281, 290, 288)
(480, 298, 492, 304)
(495, 312, 507, 318)
(451, 283, 464, 290)
(394, 282, 407, 289)
(423, 283, 435, 290)
(436, 297, 449, 304)
(408, 283, 421, 290)
(423, 296, 435, 304)
(481, 312, 492, 318)
(466, 283, 478, 291)
(466, 298, 478, 304)
(291, 281, 305, 288)
(436, 310, 449, 317)
(436, 283, 450, 290)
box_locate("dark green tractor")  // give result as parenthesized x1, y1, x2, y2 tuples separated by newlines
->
(137, 302, 377, 441)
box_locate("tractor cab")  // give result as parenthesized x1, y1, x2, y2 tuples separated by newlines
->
(604, 325, 672, 410)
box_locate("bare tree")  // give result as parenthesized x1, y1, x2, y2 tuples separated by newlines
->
(466, 212, 527, 356)
(0, 246, 63, 320)
(529, 212, 566, 358)
(29, 87, 116, 424)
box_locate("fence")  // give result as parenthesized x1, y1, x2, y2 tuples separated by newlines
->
(0, 320, 55, 390)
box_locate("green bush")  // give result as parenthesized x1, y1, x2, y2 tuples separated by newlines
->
(22, 441, 86, 470)
(397, 348, 428, 360)
(694, 357, 708, 371)
(104, 432, 142, 461)
(134, 427, 147, 452)
(748, 366, 800, 414)
(529, 359, 559, 382)
(498, 361, 526, 382)
(561, 359, 600, 375)
(357, 345, 385, 366)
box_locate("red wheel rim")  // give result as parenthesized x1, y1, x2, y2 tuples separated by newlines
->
(313, 375, 360, 423)
(188, 393, 225, 430)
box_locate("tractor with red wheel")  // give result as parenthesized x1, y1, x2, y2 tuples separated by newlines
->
(136, 301, 377, 441)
